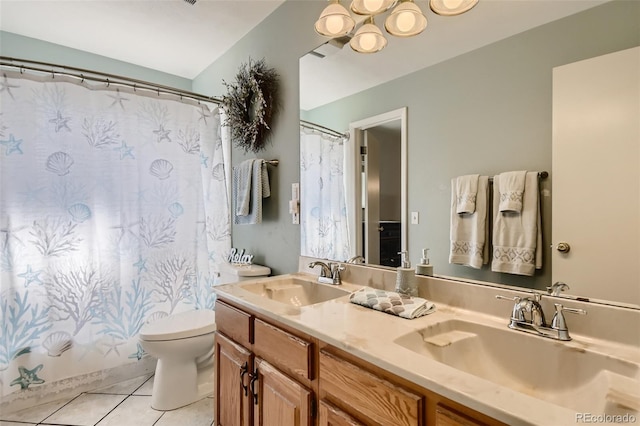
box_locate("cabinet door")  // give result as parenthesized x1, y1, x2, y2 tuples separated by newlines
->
(253, 358, 312, 426)
(319, 400, 365, 426)
(216, 333, 252, 426)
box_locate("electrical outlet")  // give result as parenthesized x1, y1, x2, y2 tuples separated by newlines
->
(411, 211, 419, 224)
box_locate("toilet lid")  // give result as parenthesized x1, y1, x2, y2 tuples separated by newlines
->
(140, 309, 216, 341)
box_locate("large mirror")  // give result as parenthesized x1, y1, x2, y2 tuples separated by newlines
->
(299, 0, 640, 308)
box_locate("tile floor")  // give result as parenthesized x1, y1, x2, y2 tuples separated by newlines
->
(0, 375, 214, 426)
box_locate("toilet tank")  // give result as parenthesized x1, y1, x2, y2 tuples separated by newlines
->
(216, 262, 271, 285)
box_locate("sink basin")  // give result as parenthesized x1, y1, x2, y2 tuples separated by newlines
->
(240, 277, 350, 307)
(394, 319, 640, 414)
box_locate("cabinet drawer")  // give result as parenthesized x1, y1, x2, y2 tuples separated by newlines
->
(320, 349, 423, 426)
(215, 300, 252, 347)
(435, 404, 488, 426)
(253, 318, 313, 381)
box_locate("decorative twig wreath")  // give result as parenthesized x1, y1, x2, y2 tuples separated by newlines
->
(221, 59, 279, 153)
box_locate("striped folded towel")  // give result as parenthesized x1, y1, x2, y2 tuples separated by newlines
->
(349, 287, 436, 319)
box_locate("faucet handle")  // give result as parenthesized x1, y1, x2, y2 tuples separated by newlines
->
(496, 295, 525, 322)
(551, 303, 587, 331)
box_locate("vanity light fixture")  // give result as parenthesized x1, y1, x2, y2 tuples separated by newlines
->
(350, 16, 388, 53)
(314, 0, 477, 53)
(429, 0, 478, 16)
(351, 0, 396, 15)
(315, 0, 356, 37)
(385, 0, 428, 37)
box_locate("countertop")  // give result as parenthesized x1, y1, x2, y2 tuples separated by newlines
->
(213, 272, 640, 426)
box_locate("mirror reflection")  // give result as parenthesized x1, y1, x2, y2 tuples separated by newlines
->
(299, 0, 640, 308)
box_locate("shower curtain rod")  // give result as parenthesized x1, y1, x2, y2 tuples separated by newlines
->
(0, 56, 221, 105)
(300, 119, 347, 138)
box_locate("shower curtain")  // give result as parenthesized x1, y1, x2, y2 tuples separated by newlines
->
(300, 127, 350, 261)
(0, 71, 231, 401)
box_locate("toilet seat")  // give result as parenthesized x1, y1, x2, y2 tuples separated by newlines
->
(140, 309, 216, 341)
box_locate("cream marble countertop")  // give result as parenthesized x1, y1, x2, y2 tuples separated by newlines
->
(214, 272, 640, 426)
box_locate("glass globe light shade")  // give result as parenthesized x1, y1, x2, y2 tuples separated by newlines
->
(429, 0, 478, 16)
(315, 1, 356, 37)
(385, 1, 427, 37)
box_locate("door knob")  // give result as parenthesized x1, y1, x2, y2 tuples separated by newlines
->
(556, 242, 571, 253)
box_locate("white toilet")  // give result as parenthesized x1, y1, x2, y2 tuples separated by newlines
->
(139, 263, 270, 411)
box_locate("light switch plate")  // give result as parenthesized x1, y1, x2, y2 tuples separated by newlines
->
(411, 211, 419, 224)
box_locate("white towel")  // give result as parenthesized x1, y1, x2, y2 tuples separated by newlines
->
(234, 159, 254, 216)
(497, 171, 526, 213)
(449, 176, 489, 269)
(349, 287, 436, 319)
(491, 171, 542, 276)
(233, 160, 270, 225)
(455, 174, 480, 214)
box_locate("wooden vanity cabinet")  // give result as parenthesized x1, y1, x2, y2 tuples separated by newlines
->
(215, 299, 315, 426)
(215, 298, 505, 426)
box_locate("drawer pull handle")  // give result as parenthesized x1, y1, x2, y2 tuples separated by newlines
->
(249, 371, 259, 405)
(240, 362, 248, 396)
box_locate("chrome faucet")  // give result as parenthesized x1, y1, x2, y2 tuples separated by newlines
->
(496, 292, 586, 341)
(547, 281, 570, 296)
(308, 261, 344, 285)
(346, 255, 365, 264)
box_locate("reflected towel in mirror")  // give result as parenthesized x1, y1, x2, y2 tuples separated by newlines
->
(449, 175, 489, 269)
(497, 171, 527, 213)
(455, 174, 480, 214)
(492, 171, 542, 275)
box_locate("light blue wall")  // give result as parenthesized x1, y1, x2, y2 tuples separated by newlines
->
(1, 31, 192, 90)
(193, 1, 327, 275)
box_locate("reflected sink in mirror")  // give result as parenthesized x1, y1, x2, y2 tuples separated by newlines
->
(240, 277, 351, 307)
(394, 319, 640, 415)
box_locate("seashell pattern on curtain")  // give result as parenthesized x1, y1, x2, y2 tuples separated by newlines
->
(0, 71, 231, 402)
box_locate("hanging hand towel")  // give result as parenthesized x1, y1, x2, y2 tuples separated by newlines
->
(234, 159, 255, 216)
(449, 175, 489, 269)
(497, 171, 526, 213)
(491, 171, 542, 276)
(233, 159, 271, 225)
(455, 174, 480, 214)
(349, 287, 436, 319)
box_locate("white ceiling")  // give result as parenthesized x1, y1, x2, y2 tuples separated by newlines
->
(0, 0, 285, 79)
(0, 0, 609, 110)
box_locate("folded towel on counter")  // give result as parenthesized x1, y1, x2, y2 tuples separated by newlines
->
(497, 171, 527, 213)
(455, 174, 480, 214)
(449, 175, 489, 269)
(233, 159, 271, 225)
(492, 171, 542, 276)
(349, 287, 436, 319)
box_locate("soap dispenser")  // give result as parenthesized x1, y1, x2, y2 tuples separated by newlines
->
(395, 251, 418, 297)
(415, 248, 434, 277)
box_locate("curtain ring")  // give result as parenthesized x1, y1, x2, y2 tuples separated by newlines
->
(80, 74, 85, 83)
(19, 66, 24, 74)
(157, 88, 160, 96)
(51, 69, 55, 79)
(106, 78, 110, 88)
(133, 84, 137, 92)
